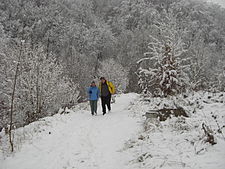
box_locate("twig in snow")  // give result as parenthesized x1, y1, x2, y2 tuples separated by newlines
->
(202, 123, 216, 145)
(211, 112, 225, 140)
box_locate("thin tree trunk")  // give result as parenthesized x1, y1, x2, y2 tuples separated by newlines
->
(9, 64, 19, 152)
(46, 35, 50, 58)
(36, 62, 40, 115)
(9, 43, 22, 152)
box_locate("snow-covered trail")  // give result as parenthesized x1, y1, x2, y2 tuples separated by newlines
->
(1, 93, 141, 169)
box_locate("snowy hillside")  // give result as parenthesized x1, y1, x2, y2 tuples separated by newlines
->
(123, 92, 225, 169)
(1, 93, 225, 169)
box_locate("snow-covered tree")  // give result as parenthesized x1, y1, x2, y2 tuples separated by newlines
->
(137, 11, 189, 96)
(0, 23, 9, 130)
(0, 42, 79, 128)
(18, 45, 79, 124)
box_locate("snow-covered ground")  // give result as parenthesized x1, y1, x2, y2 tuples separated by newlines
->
(124, 92, 225, 169)
(0, 93, 142, 169)
(1, 92, 225, 169)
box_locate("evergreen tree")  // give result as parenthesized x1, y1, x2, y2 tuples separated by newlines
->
(137, 11, 189, 96)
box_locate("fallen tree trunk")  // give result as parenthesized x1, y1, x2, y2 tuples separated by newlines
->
(145, 107, 188, 121)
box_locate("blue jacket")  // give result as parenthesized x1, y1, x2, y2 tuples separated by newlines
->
(87, 86, 100, 100)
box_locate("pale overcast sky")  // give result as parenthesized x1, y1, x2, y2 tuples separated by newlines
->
(207, 0, 225, 8)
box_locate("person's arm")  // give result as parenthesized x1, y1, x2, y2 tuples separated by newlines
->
(87, 87, 90, 93)
(87, 87, 92, 95)
(98, 83, 101, 90)
(98, 83, 101, 95)
(109, 82, 115, 94)
(97, 88, 100, 100)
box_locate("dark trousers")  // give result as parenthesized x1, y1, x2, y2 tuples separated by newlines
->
(90, 100, 97, 115)
(101, 94, 111, 114)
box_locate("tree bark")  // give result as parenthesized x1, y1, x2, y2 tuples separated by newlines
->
(9, 64, 19, 152)
(36, 62, 40, 115)
(9, 43, 22, 152)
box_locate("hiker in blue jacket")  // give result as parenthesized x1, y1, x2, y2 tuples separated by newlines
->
(87, 81, 100, 116)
